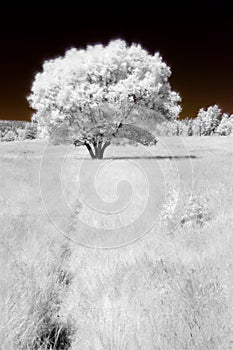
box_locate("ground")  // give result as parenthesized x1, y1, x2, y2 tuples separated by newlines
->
(0, 136, 233, 349)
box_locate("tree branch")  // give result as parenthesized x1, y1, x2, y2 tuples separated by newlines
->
(101, 141, 111, 153)
(84, 142, 96, 159)
(97, 140, 103, 153)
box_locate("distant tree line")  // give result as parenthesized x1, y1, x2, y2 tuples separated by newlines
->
(0, 120, 37, 142)
(0, 104, 232, 143)
(154, 105, 233, 136)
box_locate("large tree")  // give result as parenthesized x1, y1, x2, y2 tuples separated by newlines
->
(28, 39, 181, 158)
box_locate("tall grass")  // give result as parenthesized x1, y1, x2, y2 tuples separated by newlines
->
(1, 138, 233, 349)
(62, 180, 233, 349)
(0, 211, 75, 350)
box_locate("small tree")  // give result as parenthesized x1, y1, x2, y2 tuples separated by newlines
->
(196, 105, 222, 136)
(28, 39, 181, 159)
(192, 116, 202, 136)
(216, 113, 233, 135)
(187, 118, 193, 136)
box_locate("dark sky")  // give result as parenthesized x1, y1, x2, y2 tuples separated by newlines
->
(0, 2, 232, 121)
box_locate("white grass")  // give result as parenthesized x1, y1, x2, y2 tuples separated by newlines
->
(0, 136, 233, 349)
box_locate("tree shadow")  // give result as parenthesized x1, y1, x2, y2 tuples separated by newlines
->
(75, 155, 198, 160)
(104, 155, 198, 160)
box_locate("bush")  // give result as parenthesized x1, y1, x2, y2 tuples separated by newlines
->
(3, 129, 17, 142)
(181, 193, 211, 227)
(0, 120, 37, 142)
(16, 128, 26, 141)
(24, 123, 37, 140)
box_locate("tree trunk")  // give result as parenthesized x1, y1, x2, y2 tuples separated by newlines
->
(95, 148, 104, 159)
(94, 141, 103, 159)
(101, 141, 111, 155)
(84, 141, 111, 159)
(84, 143, 96, 159)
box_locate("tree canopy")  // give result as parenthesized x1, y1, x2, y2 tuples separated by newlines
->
(28, 39, 181, 158)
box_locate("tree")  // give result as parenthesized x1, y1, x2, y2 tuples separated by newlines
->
(192, 116, 202, 136)
(196, 105, 222, 136)
(28, 39, 181, 159)
(216, 113, 233, 135)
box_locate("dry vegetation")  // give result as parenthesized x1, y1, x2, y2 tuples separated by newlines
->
(0, 136, 233, 349)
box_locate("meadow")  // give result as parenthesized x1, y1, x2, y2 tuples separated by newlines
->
(0, 136, 233, 349)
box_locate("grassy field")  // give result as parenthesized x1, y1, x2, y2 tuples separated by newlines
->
(0, 136, 233, 349)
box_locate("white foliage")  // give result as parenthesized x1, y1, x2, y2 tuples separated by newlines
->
(154, 105, 232, 137)
(16, 128, 26, 141)
(216, 113, 233, 135)
(155, 120, 179, 136)
(177, 119, 193, 136)
(192, 117, 202, 136)
(181, 194, 211, 227)
(28, 39, 181, 141)
(3, 130, 17, 142)
(196, 105, 222, 136)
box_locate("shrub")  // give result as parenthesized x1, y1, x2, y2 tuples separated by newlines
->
(24, 122, 37, 140)
(0, 120, 37, 142)
(3, 129, 17, 142)
(181, 193, 211, 227)
(16, 128, 26, 140)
